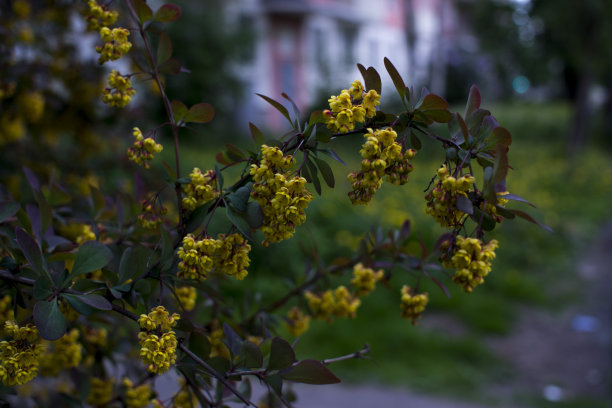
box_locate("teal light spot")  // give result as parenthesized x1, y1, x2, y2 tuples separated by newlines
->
(512, 75, 530, 94)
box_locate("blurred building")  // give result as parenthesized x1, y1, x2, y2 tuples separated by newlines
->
(228, 0, 457, 128)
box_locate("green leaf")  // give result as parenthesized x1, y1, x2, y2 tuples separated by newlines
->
(245, 202, 263, 229)
(424, 109, 452, 123)
(249, 122, 264, 146)
(383, 57, 406, 99)
(466, 108, 491, 136)
(225, 206, 254, 241)
(0, 202, 19, 224)
(501, 193, 535, 207)
(280, 359, 341, 384)
(464, 84, 481, 118)
(264, 374, 283, 395)
(485, 126, 513, 150)
(315, 125, 332, 143)
(238, 340, 264, 369)
(471, 207, 496, 232)
(61, 294, 93, 316)
(357, 64, 382, 94)
(189, 330, 211, 359)
(492, 144, 509, 185)
(267, 337, 295, 371)
(418, 94, 449, 111)
(118, 246, 152, 284)
(222, 323, 243, 358)
(456, 195, 474, 215)
(153, 3, 182, 23)
(157, 31, 173, 65)
(158, 58, 181, 75)
(184, 103, 214, 124)
(33, 191, 52, 233)
(410, 131, 422, 150)
(33, 275, 52, 300)
(75, 294, 111, 310)
(132, 0, 153, 24)
(33, 299, 66, 341)
(302, 160, 321, 195)
(314, 157, 334, 188)
(308, 110, 325, 126)
(227, 186, 251, 213)
(171, 101, 188, 123)
(256, 94, 293, 127)
(70, 241, 113, 280)
(15, 227, 48, 280)
(225, 143, 245, 161)
(509, 209, 553, 232)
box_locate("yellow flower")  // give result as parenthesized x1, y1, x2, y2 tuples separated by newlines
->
(351, 263, 384, 296)
(400, 286, 428, 325)
(181, 168, 219, 211)
(88, 377, 114, 406)
(127, 127, 163, 169)
(284, 307, 310, 337)
(38, 329, 82, 376)
(440, 236, 499, 292)
(0, 322, 42, 386)
(174, 286, 197, 311)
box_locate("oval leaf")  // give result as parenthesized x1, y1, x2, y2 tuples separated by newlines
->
(456, 195, 474, 215)
(464, 84, 481, 118)
(184, 103, 214, 124)
(70, 241, 113, 279)
(384, 57, 406, 98)
(33, 275, 52, 300)
(62, 294, 93, 316)
(0, 201, 19, 223)
(157, 31, 173, 66)
(153, 3, 182, 23)
(314, 157, 334, 188)
(15, 227, 48, 279)
(33, 299, 67, 341)
(256, 94, 292, 126)
(171, 100, 188, 122)
(75, 293, 112, 310)
(132, 0, 153, 24)
(280, 359, 340, 385)
(419, 94, 449, 111)
(509, 209, 553, 232)
(267, 337, 295, 371)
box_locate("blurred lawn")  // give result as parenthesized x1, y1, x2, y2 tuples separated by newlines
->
(164, 102, 612, 402)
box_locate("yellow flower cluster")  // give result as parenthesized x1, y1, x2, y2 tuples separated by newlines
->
(38, 329, 82, 376)
(284, 306, 310, 337)
(425, 165, 475, 228)
(127, 127, 163, 169)
(85, 0, 118, 31)
(0, 295, 14, 324)
(122, 377, 154, 408)
(485, 191, 510, 223)
(214, 233, 251, 280)
(0, 322, 41, 386)
(182, 168, 219, 211)
(351, 263, 384, 296)
(177, 233, 251, 281)
(177, 234, 216, 281)
(138, 200, 166, 230)
(348, 127, 416, 205)
(59, 222, 96, 244)
(400, 285, 428, 325)
(88, 377, 114, 406)
(137, 306, 180, 374)
(174, 286, 197, 312)
(82, 326, 107, 350)
(17, 92, 45, 122)
(102, 70, 136, 108)
(96, 27, 132, 64)
(250, 145, 313, 246)
(441, 236, 498, 292)
(305, 286, 361, 321)
(323, 80, 380, 133)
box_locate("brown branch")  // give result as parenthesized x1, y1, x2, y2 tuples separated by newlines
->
(124, 0, 184, 235)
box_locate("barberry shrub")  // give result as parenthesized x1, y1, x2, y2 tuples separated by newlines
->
(0, 1, 550, 407)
